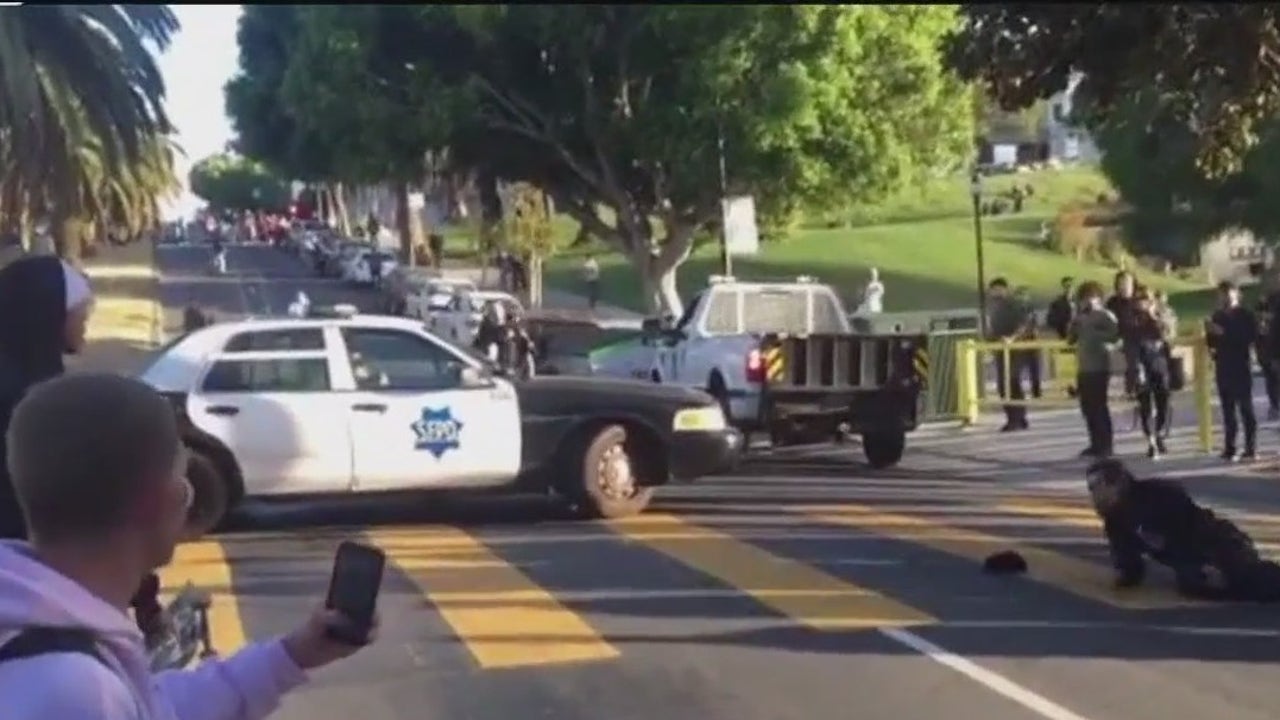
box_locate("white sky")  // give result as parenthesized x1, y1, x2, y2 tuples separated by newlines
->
(158, 5, 243, 220)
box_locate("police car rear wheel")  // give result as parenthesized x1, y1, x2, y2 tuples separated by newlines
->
(182, 451, 229, 540)
(574, 424, 654, 519)
(861, 430, 905, 469)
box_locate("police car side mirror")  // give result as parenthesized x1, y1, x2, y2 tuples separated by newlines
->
(457, 364, 493, 389)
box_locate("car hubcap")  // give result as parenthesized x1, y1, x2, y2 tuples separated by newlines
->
(596, 443, 636, 500)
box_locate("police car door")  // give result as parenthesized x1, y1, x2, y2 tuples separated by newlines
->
(189, 327, 353, 494)
(337, 326, 521, 491)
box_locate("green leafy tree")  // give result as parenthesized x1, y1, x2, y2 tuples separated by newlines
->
(0, 5, 180, 258)
(1086, 91, 1280, 263)
(945, 5, 1280, 178)
(189, 152, 290, 211)
(432, 5, 972, 314)
(277, 5, 462, 264)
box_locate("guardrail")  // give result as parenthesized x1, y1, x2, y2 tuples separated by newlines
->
(952, 328, 1214, 453)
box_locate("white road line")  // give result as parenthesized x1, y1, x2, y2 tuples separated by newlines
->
(933, 620, 1280, 638)
(879, 626, 1094, 720)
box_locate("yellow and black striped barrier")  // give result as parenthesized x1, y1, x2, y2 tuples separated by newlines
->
(912, 345, 929, 387)
(763, 346, 785, 382)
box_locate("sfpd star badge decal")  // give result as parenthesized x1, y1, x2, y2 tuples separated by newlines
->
(411, 407, 463, 458)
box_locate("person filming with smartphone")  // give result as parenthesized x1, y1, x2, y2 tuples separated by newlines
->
(0, 373, 378, 719)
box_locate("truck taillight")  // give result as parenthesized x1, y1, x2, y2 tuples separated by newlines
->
(745, 348, 766, 384)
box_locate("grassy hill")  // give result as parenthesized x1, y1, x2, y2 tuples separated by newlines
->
(437, 166, 1222, 321)
(541, 167, 1214, 317)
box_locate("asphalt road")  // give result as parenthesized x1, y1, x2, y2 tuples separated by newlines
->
(155, 242, 1280, 720)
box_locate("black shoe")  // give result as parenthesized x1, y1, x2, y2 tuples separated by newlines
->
(1146, 441, 1162, 460)
(1080, 447, 1099, 457)
(1221, 448, 1240, 462)
(1241, 449, 1258, 462)
(1155, 436, 1168, 455)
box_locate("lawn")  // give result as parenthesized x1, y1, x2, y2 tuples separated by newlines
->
(540, 166, 1214, 319)
(432, 166, 1223, 323)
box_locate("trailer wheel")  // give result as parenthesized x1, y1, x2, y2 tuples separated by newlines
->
(862, 431, 905, 469)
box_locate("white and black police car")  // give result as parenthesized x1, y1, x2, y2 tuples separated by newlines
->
(140, 305, 741, 536)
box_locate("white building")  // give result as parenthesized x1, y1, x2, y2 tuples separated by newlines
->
(1045, 75, 1102, 163)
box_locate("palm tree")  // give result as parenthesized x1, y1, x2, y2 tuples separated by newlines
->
(0, 5, 180, 256)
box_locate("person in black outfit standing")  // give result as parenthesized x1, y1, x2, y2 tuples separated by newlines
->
(1259, 272, 1280, 419)
(986, 278, 1029, 432)
(1106, 271, 1139, 396)
(1131, 289, 1173, 458)
(1045, 276, 1075, 339)
(1207, 281, 1258, 462)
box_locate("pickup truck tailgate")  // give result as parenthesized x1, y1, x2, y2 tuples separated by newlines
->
(762, 333, 927, 389)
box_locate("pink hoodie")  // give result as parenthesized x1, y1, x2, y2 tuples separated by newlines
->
(0, 541, 308, 719)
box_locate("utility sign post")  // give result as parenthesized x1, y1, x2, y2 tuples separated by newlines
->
(722, 195, 759, 258)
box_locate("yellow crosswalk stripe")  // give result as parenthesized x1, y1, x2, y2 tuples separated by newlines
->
(365, 527, 619, 669)
(803, 505, 1208, 609)
(157, 539, 248, 655)
(609, 514, 934, 628)
(999, 498, 1280, 553)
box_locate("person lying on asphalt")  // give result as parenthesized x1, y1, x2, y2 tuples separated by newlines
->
(0, 373, 376, 719)
(1086, 458, 1280, 602)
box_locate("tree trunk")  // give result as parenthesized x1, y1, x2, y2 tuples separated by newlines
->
(393, 182, 429, 266)
(529, 253, 544, 308)
(624, 224, 694, 318)
(332, 182, 351, 236)
(53, 215, 85, 262)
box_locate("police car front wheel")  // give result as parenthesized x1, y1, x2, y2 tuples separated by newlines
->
(566, 424, 655, 519)
(182, 450, 230, 540)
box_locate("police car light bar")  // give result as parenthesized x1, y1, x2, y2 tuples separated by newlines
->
(307, 304, 360, 319)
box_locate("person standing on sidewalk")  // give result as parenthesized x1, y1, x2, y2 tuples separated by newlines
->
(1046, 276, 1075, 339)
(1207, 281, 1258, 462)
(1068, 281, 1120, 457)
(987, 278, 1028, 432)
(582, 254, 600, 310)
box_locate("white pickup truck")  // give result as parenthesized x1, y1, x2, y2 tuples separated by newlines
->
(592, 276, 928, 468)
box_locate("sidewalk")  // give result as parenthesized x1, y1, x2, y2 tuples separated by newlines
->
(68, 242, 161, 375)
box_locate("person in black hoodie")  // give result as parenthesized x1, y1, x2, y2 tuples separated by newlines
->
(1045, 275, 1075, 339)
(0, 256, 93, 538)
(1106, 270, 1139, 395)
(0, 257, 167, 638)
(1087, 457, 1280, 602)
(1207, 281, 1258, 461)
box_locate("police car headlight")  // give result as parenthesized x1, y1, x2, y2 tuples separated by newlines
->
(672, 405, 726, 432)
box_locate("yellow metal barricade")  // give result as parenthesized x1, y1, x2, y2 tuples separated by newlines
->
(953, 330, 1215, 453)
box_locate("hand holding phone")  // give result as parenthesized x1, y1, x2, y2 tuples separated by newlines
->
(323, 541, 385, 646)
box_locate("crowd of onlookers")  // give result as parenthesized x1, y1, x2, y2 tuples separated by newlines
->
(987, 268, 1280, 462)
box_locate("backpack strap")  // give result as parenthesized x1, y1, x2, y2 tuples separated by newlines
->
(0, 626, 106, 667)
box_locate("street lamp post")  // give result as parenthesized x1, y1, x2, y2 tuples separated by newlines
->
(717, 122, 732, 277)
(970, 172, 988, 338)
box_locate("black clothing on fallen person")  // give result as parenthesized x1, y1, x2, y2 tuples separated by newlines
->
(0, 257, 68, 539)
(1102, 477, 1280, 602)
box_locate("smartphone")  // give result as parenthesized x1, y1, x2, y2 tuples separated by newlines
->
(324, 541, 385, 645)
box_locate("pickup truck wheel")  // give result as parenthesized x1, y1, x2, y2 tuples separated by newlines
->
(182, 450, 229, 540)
(571, 425, 655, 519)
(861, 431, 906, 469)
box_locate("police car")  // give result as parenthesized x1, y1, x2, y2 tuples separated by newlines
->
(139, 305, 741, 537)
